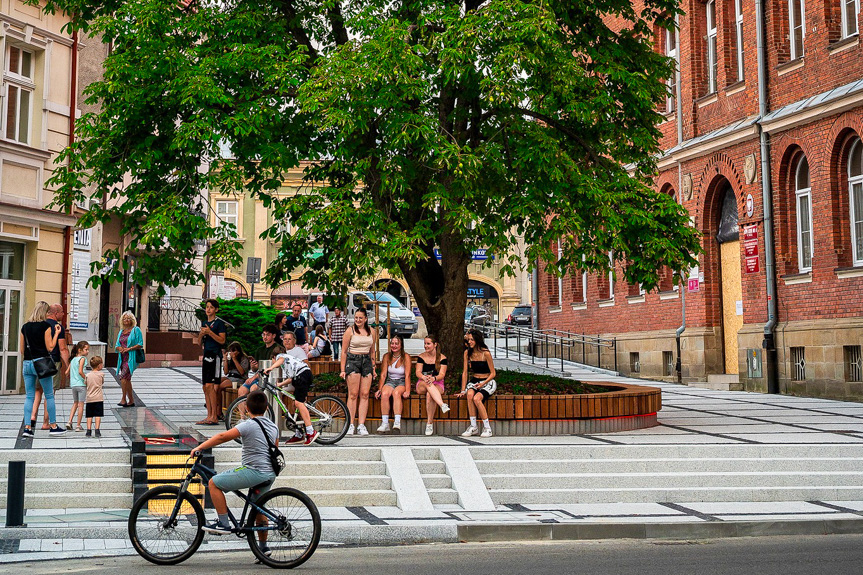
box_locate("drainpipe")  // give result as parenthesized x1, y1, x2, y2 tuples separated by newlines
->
(754, 0, 779, 394)
(673, 14, 686, 385)
(61, 27, 79, 328)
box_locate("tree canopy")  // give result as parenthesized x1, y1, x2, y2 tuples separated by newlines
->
(45, 0, 700, 363)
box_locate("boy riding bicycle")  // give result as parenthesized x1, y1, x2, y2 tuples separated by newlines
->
(191, 391, 278, 538)
(264, 352, 318, 445)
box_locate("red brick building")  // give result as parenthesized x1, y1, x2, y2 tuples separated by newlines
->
(538, 0, 863, 399)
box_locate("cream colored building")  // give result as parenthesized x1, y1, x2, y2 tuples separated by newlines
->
(0, 3, 80, 393)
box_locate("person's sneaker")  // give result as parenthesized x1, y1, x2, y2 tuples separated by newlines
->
(480, 427, 493, 438)
(49, 426, 67, 437)
(95, 429, 102, 438)
(286, 434, 305, 444)
(85, 429, 92, 437)
(75, 425, 84, 432)
(440, 403, 450, 414)
(376, 422, 390, 433)
(391, 421, 401, 433)
(258, 542, 271, 556)
(461, 426, 478, 437)
(20, 427, 33, 438)
(356, 424, 369, 436)
(304, 430, 319, 445)
(202, 521, 232, 535)
(347, 424, 355, 436)
(425, 423, 434, 436)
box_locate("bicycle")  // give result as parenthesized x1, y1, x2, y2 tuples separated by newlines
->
(128, 451, 321, 568)
(225, 371, 349, 445)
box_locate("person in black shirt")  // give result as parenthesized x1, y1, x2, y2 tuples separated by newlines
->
(20, 301, 64, 438)
(31, 304, 70, 429)
(289, 304, 309, 353)
(199, 299, 227, 425)
(458, 329, 497, 438)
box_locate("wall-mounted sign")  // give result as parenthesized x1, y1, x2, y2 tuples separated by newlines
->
(687, 278, 700, 292)
(745, 193, 754, 218)
(434, 248, 492, 261)
(743, 224, 759, 274)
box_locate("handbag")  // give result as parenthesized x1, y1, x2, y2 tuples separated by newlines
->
(253, 417, 285, 476)
(135, 348, 146, 363)
(24, 328, 58, 379)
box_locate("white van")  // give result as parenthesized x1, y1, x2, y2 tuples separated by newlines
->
(346, 291, 419, 338)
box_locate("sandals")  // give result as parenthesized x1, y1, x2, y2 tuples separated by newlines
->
(196, 420, 219, 426)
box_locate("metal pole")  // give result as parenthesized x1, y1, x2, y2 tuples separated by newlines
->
(582, 335, 586, 365)
(505, 326, 509, 359)
(494, 321, 497, 358)
(597, 335, 601, 369)
(545, 333, 549, 369)
(517, 329, 521, 361)
(6, 461, 26, 527)
(614, 338, 618, 373)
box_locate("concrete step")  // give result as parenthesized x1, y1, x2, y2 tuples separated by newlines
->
(0, 449, 128, 465)
(420, 474, 453, 489)
(219, 461, 386, 476)
(427, 488, 459, 505)
(488, 486, 863, 505)
(0, 493, 132, 509)
(411, 448, 442, 460)
(211, 473, 391, 491)
(0, 477, 132, 494)
(415, 460, 446, 475)
(481, 471, 863, 490)
(225, 489, 396, 508)
(214, 447, 383, 463)
(0, 463, 129, 479)
(475, 458, 863, 474)
(468, 444, 863, 461)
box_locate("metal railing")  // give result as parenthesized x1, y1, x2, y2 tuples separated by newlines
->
(466, 320, 618, 374)
(148, 296, 202, 332)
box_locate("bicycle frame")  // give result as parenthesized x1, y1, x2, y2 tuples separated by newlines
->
(257, 378, 333, 431)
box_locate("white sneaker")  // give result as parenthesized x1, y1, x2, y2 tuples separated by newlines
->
(392, 421, 401, 431)
(440, 403, 450, 414)
(347, 424, 355, 435)
(480, 427, 493, 438)
(357, 424, 369, 436)
(425, 423, 434, 436)
(461, 426, 478, 437)
(376, 422, 390, 433)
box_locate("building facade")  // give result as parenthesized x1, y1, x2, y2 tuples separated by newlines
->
(538, 0, 863, 400)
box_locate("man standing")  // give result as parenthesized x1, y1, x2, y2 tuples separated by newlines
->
(328, 308, 348, 361)
(199, 299, 226, 425)
(308, 295, 329, 329)
(33, 304, 71, 429)
(289, 304, 310, 354)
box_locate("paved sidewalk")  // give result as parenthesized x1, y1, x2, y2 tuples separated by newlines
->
(4, 358, 863, 562)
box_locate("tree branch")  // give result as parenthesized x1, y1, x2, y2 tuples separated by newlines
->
(514, 107, 610, 169)
(326, 2, 349, 46)
(276, 0, 319, 62)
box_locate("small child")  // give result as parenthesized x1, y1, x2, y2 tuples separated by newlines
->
(66, 341, 89, 432)
(84, 356, 105, 438)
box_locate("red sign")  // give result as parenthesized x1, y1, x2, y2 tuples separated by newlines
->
(687, 278, 700, 292)
(744, 256, 760, 274)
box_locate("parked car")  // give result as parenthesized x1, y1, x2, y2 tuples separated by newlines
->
(346, 291, 419, 338)
(506, 304, 533, 327)
(465, 305, 491, 327)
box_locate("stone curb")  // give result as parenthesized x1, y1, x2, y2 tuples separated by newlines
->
(457, 518, 863, 541)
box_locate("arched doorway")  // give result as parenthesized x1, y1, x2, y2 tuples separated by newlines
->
(467, 279, 500, 320)
(716, 184, 742, 375)
(271, 281, 307, 311)
(368, 279, 410, 308)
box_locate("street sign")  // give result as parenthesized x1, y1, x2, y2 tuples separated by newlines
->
(246, 257, 262, 284)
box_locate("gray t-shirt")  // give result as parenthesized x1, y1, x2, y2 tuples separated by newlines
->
(236, 417, 279, 474)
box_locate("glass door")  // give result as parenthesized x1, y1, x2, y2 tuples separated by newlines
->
(0, 287, 22, 394)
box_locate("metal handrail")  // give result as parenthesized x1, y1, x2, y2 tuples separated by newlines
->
(465, 320, 618, 373)
(148, 296, 202, 332)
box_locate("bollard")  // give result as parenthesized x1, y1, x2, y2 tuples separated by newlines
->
(6, 460, 26, 527)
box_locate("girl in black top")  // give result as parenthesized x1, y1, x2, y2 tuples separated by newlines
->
(458, 329, 497, 437)
(20, 301, 64, 438)
(414, 335, 450, 436)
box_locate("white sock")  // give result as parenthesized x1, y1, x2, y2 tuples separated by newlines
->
(483, 419, 491, 429)
(305, 425, 314, 435)
(381, 415, 389, 424)
(394, 415, 401, 423)
(469, 417, 477, 427)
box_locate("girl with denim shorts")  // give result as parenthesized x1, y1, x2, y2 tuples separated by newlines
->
(340, 308, 376, 435)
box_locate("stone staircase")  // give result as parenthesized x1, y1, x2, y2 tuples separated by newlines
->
(214, 446, 397, 508)
(412, 447, 459, 506)
(470, 444, 863, 504)
(0, 449, 131, 509)
(139, 331, 203, 368)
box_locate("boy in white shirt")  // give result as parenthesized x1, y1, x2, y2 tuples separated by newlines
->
(264, 349, 316, 445)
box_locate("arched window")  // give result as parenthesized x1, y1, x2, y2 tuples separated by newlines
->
(850, 138, 863, 265)
(795, 156, 813, 272)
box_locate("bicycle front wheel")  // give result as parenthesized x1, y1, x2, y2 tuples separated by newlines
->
(310, 394, 349, 445)
(247, 487, 321, 569)
(128, 485, 205, 565)
(226, 396, 275, 443)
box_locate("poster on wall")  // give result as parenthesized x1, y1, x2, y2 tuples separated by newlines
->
(69, 250, 91, 329)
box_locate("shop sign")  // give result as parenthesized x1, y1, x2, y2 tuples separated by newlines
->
(743, 224, 759, 274)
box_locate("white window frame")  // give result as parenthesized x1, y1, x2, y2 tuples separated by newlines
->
(789, 0, 806, 60)
(665, 27, 677, 113)
(842, 0, 860, 39)
(556, 241, 563, 307)
(3, 45, 35, 145)
(849, 139, 863, 266)
(607, 251, 615, 299)
(215, 200, 239, 228)
(735, 0, 745, 82)
(706, 0, 718, 93)
(582, 254, 588, 303)
(794, 157, 813, 273)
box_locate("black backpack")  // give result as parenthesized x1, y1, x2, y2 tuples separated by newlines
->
(320, 337, 332, 357)
(253, 418, 285, 475)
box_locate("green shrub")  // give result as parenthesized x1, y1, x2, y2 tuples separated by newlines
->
(199, 298, 280, 355)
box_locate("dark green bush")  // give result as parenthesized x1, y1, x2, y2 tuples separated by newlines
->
(198, 298, 280, 355)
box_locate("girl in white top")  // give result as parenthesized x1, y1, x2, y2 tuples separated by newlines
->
(66, 341, 89, 432)
(340, 308, 377, 435)
(374, 335, 411, 433)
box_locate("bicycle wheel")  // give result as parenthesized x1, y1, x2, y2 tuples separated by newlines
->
(310, 394, 349, 445)
(226, 396, 275, 443)
(247, 487, 321, 569)
(128, 485, 205, 565)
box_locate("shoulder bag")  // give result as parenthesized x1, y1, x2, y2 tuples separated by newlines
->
(253, 417, 285, 476)
(133, 328, 146, 363)
(24, 326, 58, 379)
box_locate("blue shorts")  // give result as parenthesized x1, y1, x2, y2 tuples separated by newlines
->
(212, 466, 276, 499)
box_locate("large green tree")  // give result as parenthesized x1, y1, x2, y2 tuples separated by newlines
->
(47, 0, 699, 367)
